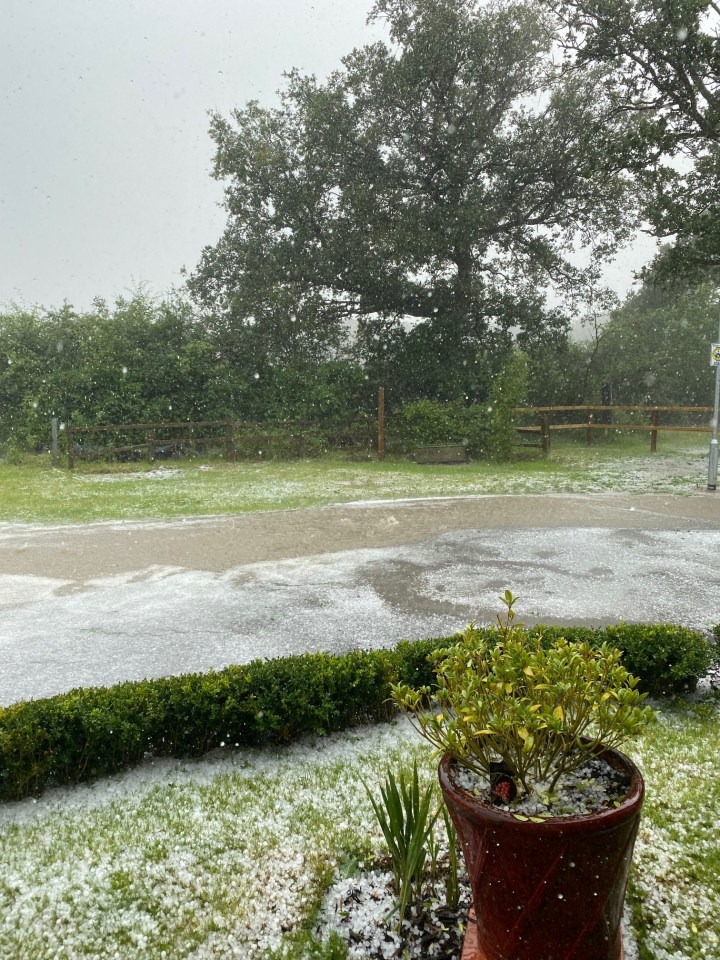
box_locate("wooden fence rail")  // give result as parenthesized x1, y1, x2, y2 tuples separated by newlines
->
(512, 405, 713, 453)
(67, 418, 374, 469)
(65, 402, 713, 467)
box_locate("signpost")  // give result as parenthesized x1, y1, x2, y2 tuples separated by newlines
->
(709, 333, 720, 491)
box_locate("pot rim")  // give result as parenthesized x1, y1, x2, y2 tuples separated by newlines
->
(438, 745, 645, 832)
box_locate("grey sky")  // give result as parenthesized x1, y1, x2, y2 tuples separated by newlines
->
(1, 0, 656, 312)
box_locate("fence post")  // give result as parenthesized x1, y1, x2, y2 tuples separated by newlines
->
(586, 410, 594, 445)
(51, 417, 59, 466)
(67, 425, 74, 470)
(225, 420, 235, 461)
(540, 414, 550, 455)
(601, 384, 613, 424)
(377, 387, 385, 460)
(146, 428, 156, 462)
(650, 409, 659, 452)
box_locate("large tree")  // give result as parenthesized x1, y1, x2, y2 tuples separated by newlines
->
(550, 0, 720, 282)
(190, 0, 643, 400)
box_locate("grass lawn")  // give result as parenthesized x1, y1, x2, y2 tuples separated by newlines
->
(0, 432, 711, 523)
(2, 432, 717, 958)
(0, 699, 717, 959)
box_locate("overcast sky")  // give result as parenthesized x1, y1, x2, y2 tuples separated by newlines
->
(1, 0, 657, 312)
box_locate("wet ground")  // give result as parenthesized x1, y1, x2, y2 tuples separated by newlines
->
(1, 492, 719, 705)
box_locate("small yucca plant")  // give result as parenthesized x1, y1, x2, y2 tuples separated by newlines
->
(392, 591, 654, 798)
(362, 761, 439, 926)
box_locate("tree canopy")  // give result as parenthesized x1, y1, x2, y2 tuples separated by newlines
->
(189, 0, 643, 401)
(550, 0, 720, 282)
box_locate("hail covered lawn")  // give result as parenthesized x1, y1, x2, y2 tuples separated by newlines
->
(1, 701, 718, 960)
(0, 721, 425, 960)
(628, 699, 720, 960)
(0, 437, 710, 523)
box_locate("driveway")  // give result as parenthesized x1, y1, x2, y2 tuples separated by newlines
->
(1, 492, 719, 705)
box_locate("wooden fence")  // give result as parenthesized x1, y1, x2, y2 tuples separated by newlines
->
(512, 405, 714, 452)
(65, 402, 713, 467)
(67, 418, 373, 469)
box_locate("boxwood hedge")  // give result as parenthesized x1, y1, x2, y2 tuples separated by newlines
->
(0, 623, 714, 802)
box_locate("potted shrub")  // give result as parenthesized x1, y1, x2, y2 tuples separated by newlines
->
(392, 592, 654, 960)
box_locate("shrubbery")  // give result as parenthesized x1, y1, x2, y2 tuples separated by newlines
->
(393, 399, 487, 456)
(389, 351, 532, 461)
(233, 423, 327, 460)
(0, 299, 372, 453)
(487, 350, 530, 460)
(0, 623, 712, 802)
(395, 624, 713, 697)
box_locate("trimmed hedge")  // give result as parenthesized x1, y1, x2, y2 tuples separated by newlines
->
(532, 623, 714, 696)
(0, 623, 714, 802)
(396, 623, 714, 697)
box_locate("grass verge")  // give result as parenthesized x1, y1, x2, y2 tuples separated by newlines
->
(1, 698, 718, 959)
(0, 433, 711, 524)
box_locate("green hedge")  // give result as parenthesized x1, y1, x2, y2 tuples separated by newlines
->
(0, 624, 714, 802)
(396, 623, 714, 697)
(391, 399, 488, 456)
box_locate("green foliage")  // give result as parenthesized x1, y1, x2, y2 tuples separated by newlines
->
(232, 423, 326, 460)
(190, 0, 639, 395)
(0, 649, 396, 802)
(0, 295, 234, 450)
(553, 0, 720, 282)
(393, 399, 487, 455)
(603, 623, 715, 696)
(0, 618, 710, 803)
(526, 339, 594, 407)
(236, 360, 372, 424)
(0, 298, 372, 453)
(487, 350, 530, 460)
(400, 621, 713, 700)
(590, 280, 720, 406)
(275, 931, 349, 960)
(392, 592, 655, 795)
(362, 761, 440, 926)
(440, 805, 460, 911)
(1, 439, 28, 465)
(393, 637, 454, 690)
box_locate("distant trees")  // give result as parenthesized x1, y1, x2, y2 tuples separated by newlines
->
(589, 277, 719, 406)
(8, 0, 720, 450)
(189, 0, 643, 403)
(487, 349, 530, 459)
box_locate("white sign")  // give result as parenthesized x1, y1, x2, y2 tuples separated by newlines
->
(712, 343, 720, 366)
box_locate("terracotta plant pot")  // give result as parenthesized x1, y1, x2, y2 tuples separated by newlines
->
(439, 748, 645, 960)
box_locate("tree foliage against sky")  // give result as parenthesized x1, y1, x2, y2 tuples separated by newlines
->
(550, 0, 720, 282)
(9, 0, 720, 444)
(189, 0, 644, 400)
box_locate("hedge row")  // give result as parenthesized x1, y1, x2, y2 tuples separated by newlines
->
(396, 622, 714, 696)
(0, 624, 714, 802)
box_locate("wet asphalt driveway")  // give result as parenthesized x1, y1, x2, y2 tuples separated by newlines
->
(1, 492, 719, 705)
